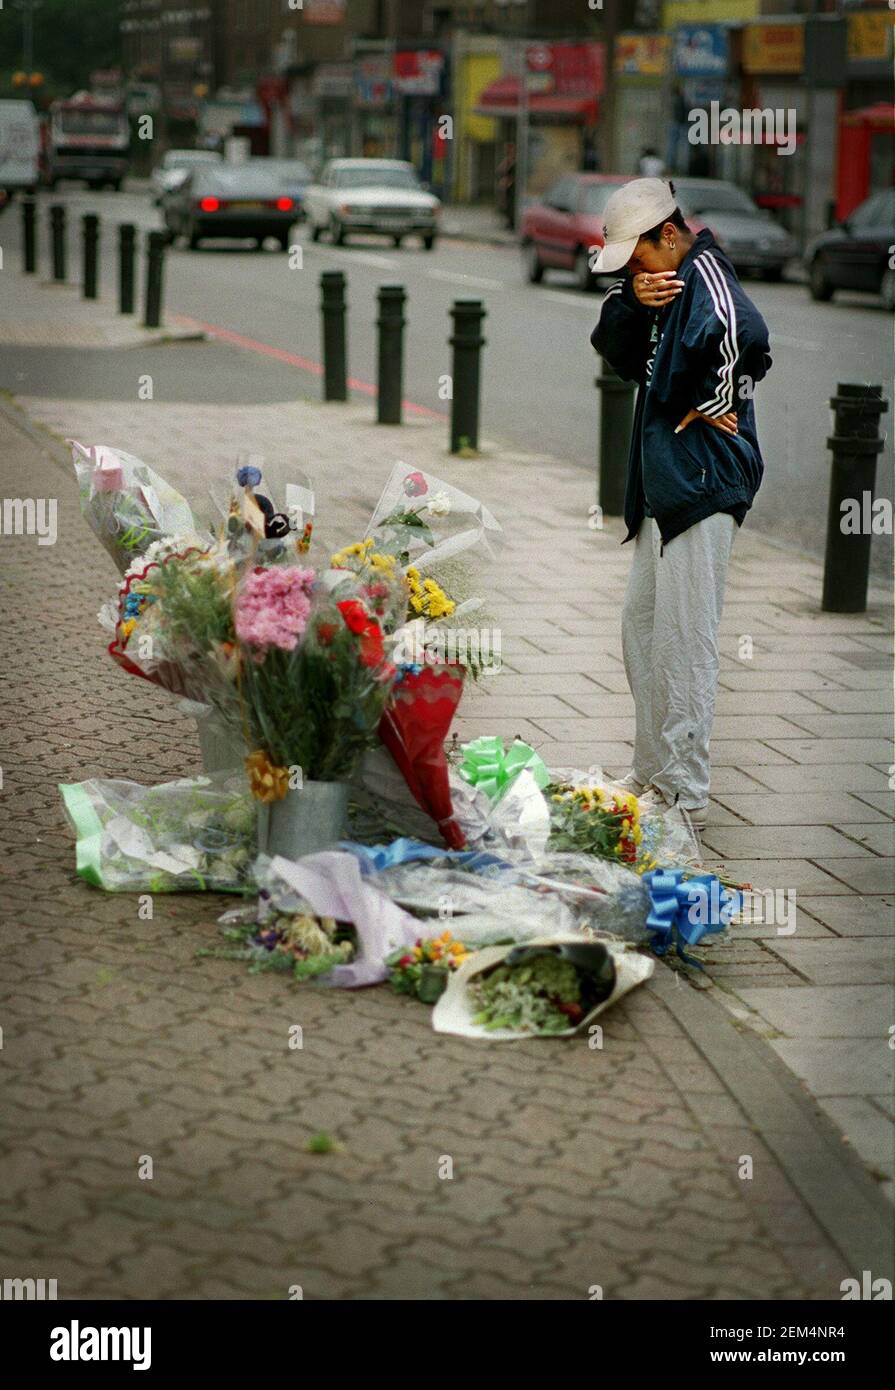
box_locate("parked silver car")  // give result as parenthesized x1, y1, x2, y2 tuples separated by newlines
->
(303, 159, 440, 248)
(673, 178, 796, 281)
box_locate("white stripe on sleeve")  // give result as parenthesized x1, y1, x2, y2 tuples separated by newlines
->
(693, 252, 738, 416)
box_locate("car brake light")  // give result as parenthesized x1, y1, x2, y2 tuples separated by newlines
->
(275, 196, 293, 211)
(199, 196, 220, 212)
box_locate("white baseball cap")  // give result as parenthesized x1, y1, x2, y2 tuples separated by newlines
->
(595, 178, 678, 273)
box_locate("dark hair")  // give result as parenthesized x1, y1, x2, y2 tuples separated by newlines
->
(640, 205, 689, 244)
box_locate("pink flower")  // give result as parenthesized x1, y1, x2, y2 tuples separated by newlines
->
(235, 566, 316, 651)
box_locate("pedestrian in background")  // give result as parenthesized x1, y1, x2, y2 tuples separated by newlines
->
(638, 147, 665, 178)
(590, 179, 773, 830)
(497, 141, 517, 229)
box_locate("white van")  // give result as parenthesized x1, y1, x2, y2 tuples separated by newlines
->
(0, 99, 40, 196)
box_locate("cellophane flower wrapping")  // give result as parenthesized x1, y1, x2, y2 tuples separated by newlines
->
(236, 567, 404, 782)
(107, 543, 246, 744)
(377, 663, 467, 849)
(365, 463, 503, 578)
(548, 768, 701, 874)
(373, 853, 651, 946)
(59, 774, 256, 893)
(70, 440, 199, 575)
(432, 937, 655, 1042)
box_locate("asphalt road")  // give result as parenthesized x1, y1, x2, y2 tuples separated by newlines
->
(2, 184, 892, 574)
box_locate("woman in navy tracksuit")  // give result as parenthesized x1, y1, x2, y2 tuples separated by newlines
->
(591, 181, 772, 828)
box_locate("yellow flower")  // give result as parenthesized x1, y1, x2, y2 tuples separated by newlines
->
(245, 750, 290, 803)
(120, 618, 136, 640)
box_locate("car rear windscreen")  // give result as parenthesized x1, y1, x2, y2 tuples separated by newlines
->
(193, 166, 285, 195)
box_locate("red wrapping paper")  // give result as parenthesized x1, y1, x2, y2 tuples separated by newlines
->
(377, 664, 466, 849)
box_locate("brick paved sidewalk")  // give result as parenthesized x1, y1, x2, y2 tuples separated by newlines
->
(1, 262, 203, 349)
(1, 381, 892, 1299)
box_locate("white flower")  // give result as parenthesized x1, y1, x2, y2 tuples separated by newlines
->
(426, 490, 451, 517)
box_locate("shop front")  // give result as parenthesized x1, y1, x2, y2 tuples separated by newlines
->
(393, 48, 448, 194)
(451, 38, 502, 204)
(667, 23, 734, 179)
(837, 9, 895, 220)
(314, 63, 354, 162)
(614, 32, 671, 174)
(475, 41, 604, 200)
(353, 50, 397, 160)
(739, 19, 813, 239)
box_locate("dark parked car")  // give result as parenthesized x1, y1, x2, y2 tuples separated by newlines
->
(163, 162, 301, 251)
(673, 178, 796, 281)
(805, 189, 895, 308)
(521, 173, 632, 290)
(256, 157, 312, 220)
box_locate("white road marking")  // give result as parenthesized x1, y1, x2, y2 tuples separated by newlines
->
(425, 268, 507, 291)
(306, 246, 399, 270)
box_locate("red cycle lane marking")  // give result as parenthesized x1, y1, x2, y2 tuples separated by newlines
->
(172, 313, 447, 420)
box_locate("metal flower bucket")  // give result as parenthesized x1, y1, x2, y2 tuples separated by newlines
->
(258, 780, 350, 861)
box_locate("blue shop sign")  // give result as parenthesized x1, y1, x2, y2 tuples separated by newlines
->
(673, 24, 730, 78)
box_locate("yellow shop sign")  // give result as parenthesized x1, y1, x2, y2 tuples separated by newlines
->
(743, 22, 805, 75)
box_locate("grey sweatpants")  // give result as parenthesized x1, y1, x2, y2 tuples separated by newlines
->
(621, 513, 736, 809)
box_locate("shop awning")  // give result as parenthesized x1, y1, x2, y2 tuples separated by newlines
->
(475, 76, 598, 122)
(841, 102, 895, 130)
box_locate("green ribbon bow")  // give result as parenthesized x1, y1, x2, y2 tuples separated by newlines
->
(458, 736, 549, 802)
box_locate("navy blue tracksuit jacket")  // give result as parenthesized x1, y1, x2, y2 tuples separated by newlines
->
(591, 229, 773, 547)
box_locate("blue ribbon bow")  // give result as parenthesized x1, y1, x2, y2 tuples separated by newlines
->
(643, 868, 741, 968)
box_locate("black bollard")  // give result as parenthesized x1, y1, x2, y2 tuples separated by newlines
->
(143, 230, 167, 328)
(50, 204, 66, 282)
(376, 284, 406, 425)
(22, 197, 36, 273)
(449, 298, 486, 453)
(320, 270, 348, 401)
(595, 356, 635, 517)
(821, 383, 888, 613)
(82, 213, 99, 300)
(118, 223, 136, 314)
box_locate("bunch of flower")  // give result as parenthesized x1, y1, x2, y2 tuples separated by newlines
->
(108, 543, 243, 719)
(406, 567, 456, 621)
(236, 567, 404, 788)
(235, 565, 316, 651)
(329, 540, 408, 633)
(547, 783, 646, 868)
(207, 910, 355, 982)
(71, 441, 199, 575)
(470, 953, 585, 1034)
(387, 930, 472, 1001)
(367, 470, 452, 566)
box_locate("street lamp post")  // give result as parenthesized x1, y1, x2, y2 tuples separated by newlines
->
(515, 38, 529, 235)
(13, 0, 43, 78)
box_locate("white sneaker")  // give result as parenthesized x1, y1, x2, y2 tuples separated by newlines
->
(611, 771, 646, 795)
(639, 785, 708, 832)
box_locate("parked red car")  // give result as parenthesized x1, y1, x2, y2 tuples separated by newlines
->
(521, 173, 633, 291)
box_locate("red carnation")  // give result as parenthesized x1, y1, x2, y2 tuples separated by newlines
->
(403, 471, 428, 497)
(337, 599, 369, 634)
